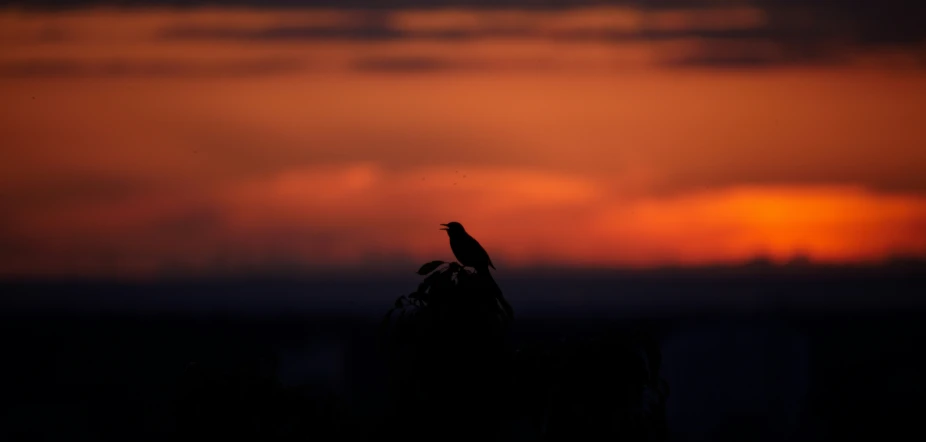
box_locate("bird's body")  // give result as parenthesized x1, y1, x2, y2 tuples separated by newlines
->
(440, 222, 495, 272)
(440, 221, 513, 320)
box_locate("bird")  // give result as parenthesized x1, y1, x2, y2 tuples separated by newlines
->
(440, 222, 495, 272)
(440, 221, 514, 320)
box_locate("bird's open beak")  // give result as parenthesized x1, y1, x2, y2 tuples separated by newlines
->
(439, 223, 448, 230)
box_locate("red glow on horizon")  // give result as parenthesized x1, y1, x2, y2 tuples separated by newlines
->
(2, 8, 926, 278)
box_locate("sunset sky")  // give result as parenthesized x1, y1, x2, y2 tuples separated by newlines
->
(2, 0, 926, 278)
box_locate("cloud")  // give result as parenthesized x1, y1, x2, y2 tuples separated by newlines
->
(159, 3, 926, 42)
(0, 58, 310, 78)
(0, 164, 610, 277)
(2, 5, 925, 277)
(146, 3, 926, 71)
(348, 55, 560, 72)
(0, 172, 153, 212)
(160, 22, 405, 42)
(6, 63, 925, 195)
(350, 56, 473, 72)
(655, 38, 842, 69)
(3, 162, 926, 278)
(153, 8, 764, 44)
(3, 5, 923, 78)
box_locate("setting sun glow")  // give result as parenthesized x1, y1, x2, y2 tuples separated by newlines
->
(2, 6, 925, 277)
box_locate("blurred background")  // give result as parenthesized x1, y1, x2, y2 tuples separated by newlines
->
(1, 0, 925, 441)
(2, 0, 926, 277)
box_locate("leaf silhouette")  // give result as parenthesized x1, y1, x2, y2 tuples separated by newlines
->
(417, 260, 446, 275)
(417, 269, 446, 294)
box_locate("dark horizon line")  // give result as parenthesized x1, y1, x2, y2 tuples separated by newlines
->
(2, 256, 925, 284)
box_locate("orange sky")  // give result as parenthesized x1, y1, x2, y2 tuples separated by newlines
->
(2, 7, 926, 277)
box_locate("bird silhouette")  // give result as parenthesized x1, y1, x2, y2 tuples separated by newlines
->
(440, 221, 513, 320)
(440, 222, 495, 272)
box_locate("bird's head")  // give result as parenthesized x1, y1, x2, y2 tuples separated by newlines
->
(439, 222, 465, 235)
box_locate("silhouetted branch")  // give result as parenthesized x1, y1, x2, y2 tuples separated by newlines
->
(379, 260, 514, 440)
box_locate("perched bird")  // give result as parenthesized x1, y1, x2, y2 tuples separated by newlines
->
(440, 222, 495, 272)
(440, 221, 514, 320)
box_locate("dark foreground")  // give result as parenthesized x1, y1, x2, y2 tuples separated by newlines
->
(2, 313, 925, 441)
(1, 268, 925, 441)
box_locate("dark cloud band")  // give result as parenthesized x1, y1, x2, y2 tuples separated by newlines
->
(0, 58, 311, 78)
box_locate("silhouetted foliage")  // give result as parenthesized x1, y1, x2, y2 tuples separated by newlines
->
(384, 260, 512, 330)
(378, 260, 670, 441)
(416, 260, 446, 275)
(379, 260, 513, 440)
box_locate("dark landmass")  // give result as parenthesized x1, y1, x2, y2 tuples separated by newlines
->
(3, 260, 925, 316)
(1, 261, 924, 440)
